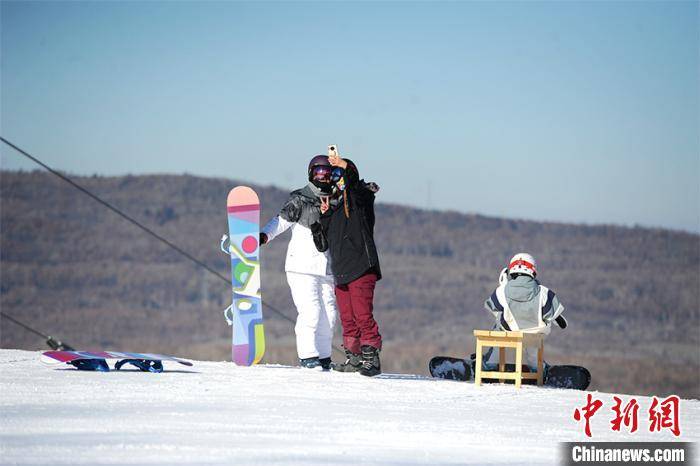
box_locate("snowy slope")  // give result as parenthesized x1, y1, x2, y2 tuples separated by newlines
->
(0, 349, 697, 465)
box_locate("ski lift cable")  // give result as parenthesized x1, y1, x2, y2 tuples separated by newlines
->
(0, 136, 293, 321)
(1, 137, 344, 356)
(1, 137, 230, 284)
(0, 311, 47, 339)
(0, 311, 74, 351)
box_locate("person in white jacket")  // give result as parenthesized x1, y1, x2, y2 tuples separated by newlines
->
(260, 155, 338, 370)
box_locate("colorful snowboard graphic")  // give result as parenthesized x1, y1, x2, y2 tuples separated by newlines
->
(225, 186, 265, 366)
(41, 351, 193, 367)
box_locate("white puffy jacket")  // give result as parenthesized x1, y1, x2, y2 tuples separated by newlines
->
(262, 215, 332, 277)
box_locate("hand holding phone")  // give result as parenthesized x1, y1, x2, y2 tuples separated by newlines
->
(327, 144, 347, 168)
(328, 144, 338, 158)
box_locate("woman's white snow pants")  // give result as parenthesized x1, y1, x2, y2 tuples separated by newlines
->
(286, 272, 338, 359)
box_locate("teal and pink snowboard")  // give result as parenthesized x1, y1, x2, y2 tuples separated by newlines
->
(41, 351, 193, 370)
(221, 186, 265, 366)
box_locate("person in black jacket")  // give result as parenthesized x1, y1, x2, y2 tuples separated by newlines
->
(317, 154, 382, 377)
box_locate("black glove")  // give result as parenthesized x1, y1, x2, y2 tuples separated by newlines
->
(259, 232, 268, 245)
(363, 181, 380, 193)
(555, 315, 567, 329)
(310, 222, 328, 252)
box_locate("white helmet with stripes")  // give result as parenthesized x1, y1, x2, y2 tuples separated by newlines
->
(508, 253, 537, 278)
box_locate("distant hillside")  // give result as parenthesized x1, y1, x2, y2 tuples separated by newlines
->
(1, 171, 698, 398)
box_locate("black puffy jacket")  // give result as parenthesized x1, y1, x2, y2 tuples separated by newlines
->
(319, 163, 381, 285)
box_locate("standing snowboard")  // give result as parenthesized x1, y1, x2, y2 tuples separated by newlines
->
(428, 356, 591, 390)
(223, 186, 265, 366)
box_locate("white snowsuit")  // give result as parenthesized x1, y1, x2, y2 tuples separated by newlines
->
(261, 184, 337, 360)
(483, 274, 566, 369)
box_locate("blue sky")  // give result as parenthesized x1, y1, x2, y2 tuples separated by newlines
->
(2, 1, 698, 232)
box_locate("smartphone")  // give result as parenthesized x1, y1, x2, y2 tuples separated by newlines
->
(327, 144, 338, 157)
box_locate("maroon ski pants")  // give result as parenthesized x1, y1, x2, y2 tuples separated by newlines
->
(335, 272, 382, 354)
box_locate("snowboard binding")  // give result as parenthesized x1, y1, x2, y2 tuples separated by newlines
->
(69, 358, 110, 372)
(220, 235, 234, 327)
(114, 359, 164, 373)
(222, 304, 234, 326)
(219, 234, 231, 255)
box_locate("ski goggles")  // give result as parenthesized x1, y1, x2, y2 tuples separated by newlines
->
(330, 167, 345, 183)
(311, 165, 332, 182)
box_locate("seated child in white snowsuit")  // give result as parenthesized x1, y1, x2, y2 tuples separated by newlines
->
(260, 155, 338, 370)
(482, 252, 567, 371)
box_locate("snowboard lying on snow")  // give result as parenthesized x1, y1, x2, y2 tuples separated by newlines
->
(428, 356, 590, 390)
(41, 351, 193, 373)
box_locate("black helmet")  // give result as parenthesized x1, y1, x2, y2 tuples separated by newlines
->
(308, 155, 331, 182)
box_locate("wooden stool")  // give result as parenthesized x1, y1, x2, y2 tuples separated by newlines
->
(473, 330, 544, 388)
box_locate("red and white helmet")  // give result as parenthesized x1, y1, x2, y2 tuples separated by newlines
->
(508, 253, 537, 278)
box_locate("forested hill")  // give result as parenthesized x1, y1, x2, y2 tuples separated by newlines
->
(1, 171, 698, 398)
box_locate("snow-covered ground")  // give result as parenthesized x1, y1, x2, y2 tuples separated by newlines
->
(0, 349, 697, 465)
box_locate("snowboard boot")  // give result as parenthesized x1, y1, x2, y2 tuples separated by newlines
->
(319, 357, 332, 371)
(360, 345, 381, 377)
(69, 358, 109, 372)
(299, 357, 322, 370)
(332, 349, 362, 373)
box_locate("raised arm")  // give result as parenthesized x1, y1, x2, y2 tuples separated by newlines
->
(260, 195, 303, 244)
(260, 215, 294, 244)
